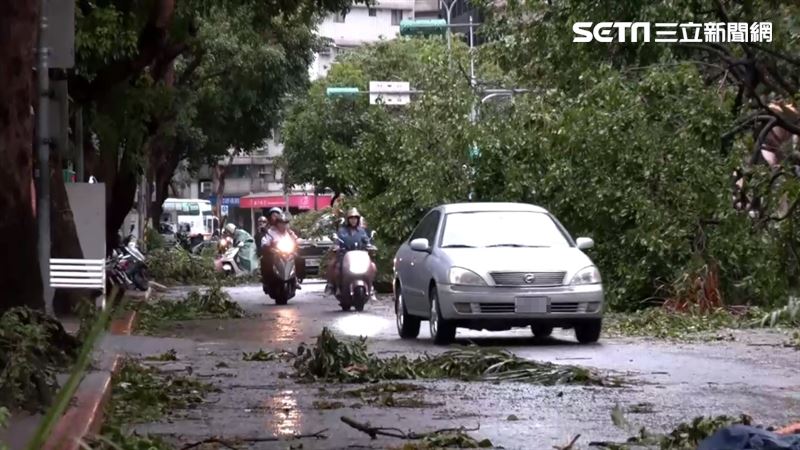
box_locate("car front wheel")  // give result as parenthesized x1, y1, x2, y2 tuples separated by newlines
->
(530, 324, 553, 338)
(396, 286, 420, 339)
(429, 287, 456, 345)
(574, 319, 602, 344)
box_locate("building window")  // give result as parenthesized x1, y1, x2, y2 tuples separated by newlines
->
(391, 9, 403, 25)
(368, 8, 377, 16)
(333, 11, 345, 23)
(199, 180, 213, 195)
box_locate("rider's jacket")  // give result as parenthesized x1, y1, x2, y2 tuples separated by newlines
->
(336, 226, 370, 252)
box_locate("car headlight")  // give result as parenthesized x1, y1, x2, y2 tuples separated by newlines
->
(571, 266, 602, 285)
(448, 267, 486, 286)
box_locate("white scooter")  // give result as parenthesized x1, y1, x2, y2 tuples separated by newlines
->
(331, 231, 378, 312)
(215, 237, 246, 276)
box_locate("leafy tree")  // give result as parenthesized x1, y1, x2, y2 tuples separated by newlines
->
(282, 2, 799, 309)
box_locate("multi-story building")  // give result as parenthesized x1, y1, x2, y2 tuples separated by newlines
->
(310, 0, 441, 79)
(160, 1, 462, 235)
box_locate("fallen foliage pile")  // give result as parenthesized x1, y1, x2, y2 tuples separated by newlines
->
(86, 358, 216, 450)
(294, 327, 622, 386)
(599, 405, 758, 449)
(134, 284, 248, 333)
(146, 248, 260, 286)
(0, 307, 80, 411)
(104, 358, 218, 426)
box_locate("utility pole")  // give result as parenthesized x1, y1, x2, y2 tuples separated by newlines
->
(36, 0, 53, 316)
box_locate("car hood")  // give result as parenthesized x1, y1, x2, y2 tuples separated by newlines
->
(439, 247, 596, 275)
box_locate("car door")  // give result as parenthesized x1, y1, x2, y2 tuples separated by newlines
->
(404, 210, 442, 314)
(396, 215, 428, 309)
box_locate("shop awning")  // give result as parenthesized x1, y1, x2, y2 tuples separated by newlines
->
(239, 193, 334, 211)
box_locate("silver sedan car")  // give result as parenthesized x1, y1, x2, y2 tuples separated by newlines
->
(392, 202, 604, 345)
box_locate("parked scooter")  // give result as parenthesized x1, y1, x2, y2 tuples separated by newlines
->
(261, 235, 298, 305)
(215, 236, 247, 276)
(331, 231, 378, 312)
(106, 225, 149, 291)
(120, 224, 149, 291)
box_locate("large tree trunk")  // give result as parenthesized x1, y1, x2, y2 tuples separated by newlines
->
(149, 138, 181, 228)
(0, 0, 44, 313)
(147, 62, 181, 228)
(213, 153, 236, 220)
(106, 161, 139, 256)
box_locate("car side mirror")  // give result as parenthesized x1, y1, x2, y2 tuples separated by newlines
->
(410, 238, 431, 252)
(576, 237, 594, 250)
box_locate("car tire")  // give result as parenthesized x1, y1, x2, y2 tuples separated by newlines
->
(575, 319, 602, 344)
(530, 325, 553, 338)
(395, 285, 420, 339)
(429, 287, 455, 345)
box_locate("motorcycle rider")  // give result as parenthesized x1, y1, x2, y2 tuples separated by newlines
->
(325, 208, 374, 295)
(254, 215, 269, 258)
(222, 223, 258, 272)
(261, 213, 302, 289)
(267, 207, 283, 227)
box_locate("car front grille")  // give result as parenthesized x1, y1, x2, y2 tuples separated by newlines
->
(549, 302, 580, 313)
(489, 271, 566, 286)
(478, 303, 516, 313)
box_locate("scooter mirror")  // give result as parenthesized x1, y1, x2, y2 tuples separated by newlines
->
(370, 230, 377, 239)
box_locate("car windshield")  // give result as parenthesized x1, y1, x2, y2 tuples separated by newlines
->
(440, 211, 572, 248)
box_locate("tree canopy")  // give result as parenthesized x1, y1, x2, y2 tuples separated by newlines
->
(282, 1, 800, 309)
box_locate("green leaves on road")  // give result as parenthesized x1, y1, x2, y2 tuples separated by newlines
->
(133, 285, 248, 334)
(0, 307, 80, 411)
(603, 408, 754, 450)
(293, 328, 622, 386)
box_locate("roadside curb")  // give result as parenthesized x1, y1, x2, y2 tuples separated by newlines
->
(42, 303, 140, 450)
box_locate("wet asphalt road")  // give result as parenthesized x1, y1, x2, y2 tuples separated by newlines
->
(104, 281, 800, 449)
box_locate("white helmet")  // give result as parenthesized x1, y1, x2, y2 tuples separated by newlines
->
(224, 223, 237, 235)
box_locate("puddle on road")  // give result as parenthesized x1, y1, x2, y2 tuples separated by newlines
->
(265, 389, 302, 436)
(333, 313, 394, 338)
(262, 308, 301, 343)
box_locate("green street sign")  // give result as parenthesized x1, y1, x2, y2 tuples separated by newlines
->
(399, 19, 447, 37)
(326, 87, 360, 97)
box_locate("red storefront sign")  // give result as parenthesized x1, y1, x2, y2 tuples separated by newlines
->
(239, 194, 334, 210)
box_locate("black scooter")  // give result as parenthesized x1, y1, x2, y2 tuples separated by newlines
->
(261, 236, 299, 305)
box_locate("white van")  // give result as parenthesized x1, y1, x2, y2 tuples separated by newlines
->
(162, 198, 219, 240)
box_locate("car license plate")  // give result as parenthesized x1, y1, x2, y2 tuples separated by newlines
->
(515, 296, 548, 313)
(305, 258, 320, 267)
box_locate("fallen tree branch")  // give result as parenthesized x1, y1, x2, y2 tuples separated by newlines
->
(340, 416, 479, 440)
(179, 429, 329, 449)
(554, 434, 581, 450)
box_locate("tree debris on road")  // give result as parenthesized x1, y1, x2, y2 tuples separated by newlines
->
(341, 416, 492, 448)
(293, 327, 624, 386)
(133, 283, 250, 333)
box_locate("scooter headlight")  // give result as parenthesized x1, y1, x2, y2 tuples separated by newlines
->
(348, 252, 371, 275)
(276, 238, 295, 254)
